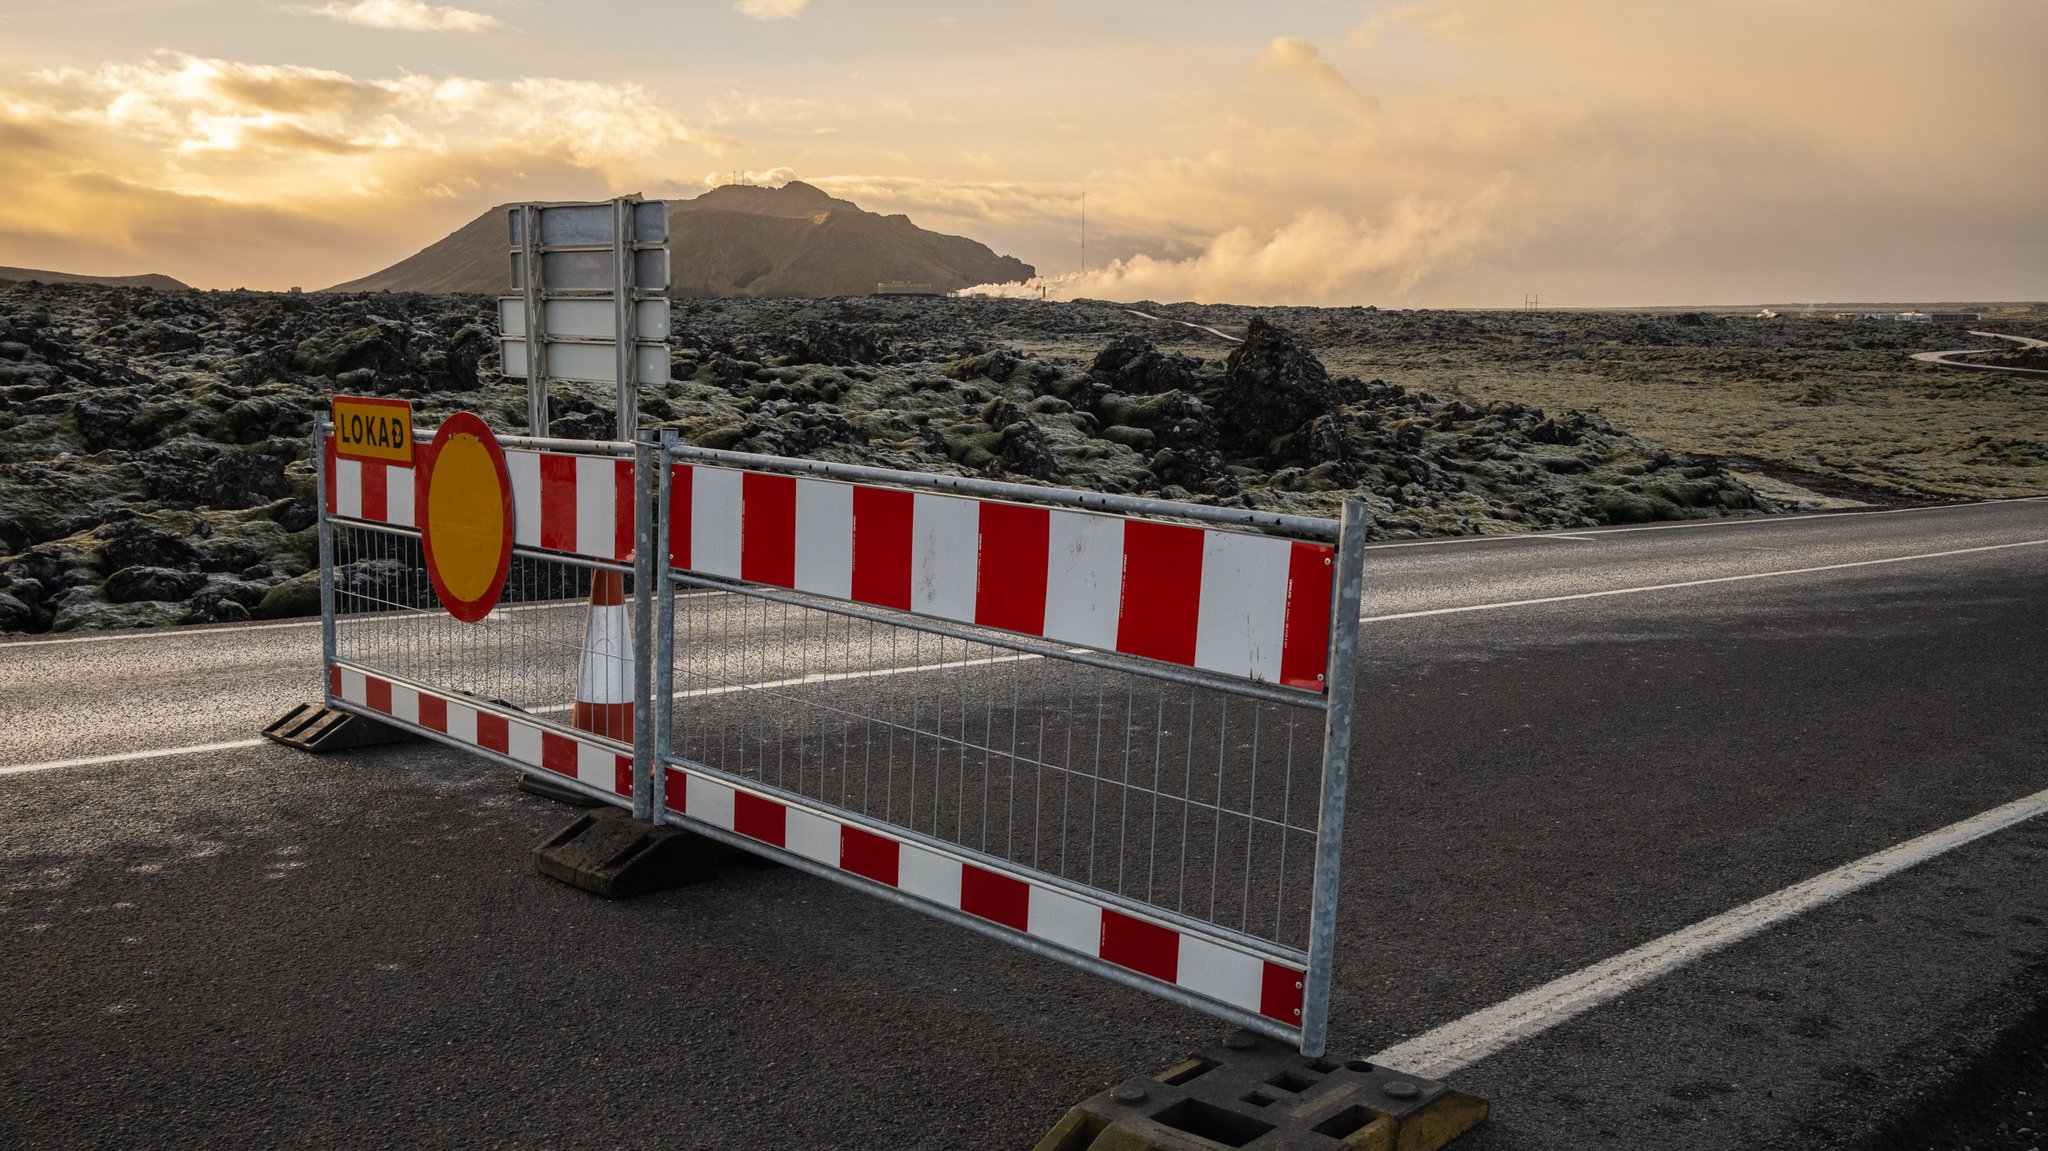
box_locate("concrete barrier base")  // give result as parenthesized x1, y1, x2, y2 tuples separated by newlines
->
(263, 702, 412, 753)
(534, 811, 731, 899)
(1035, 1029, 1486, 1151)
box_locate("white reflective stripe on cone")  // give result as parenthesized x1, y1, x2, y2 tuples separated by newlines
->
(573, 570, 634, 741)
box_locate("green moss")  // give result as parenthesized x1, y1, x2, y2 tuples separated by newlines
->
(256, 570, 321, 619)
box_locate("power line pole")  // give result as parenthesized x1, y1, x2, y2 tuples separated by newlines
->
(1080, 189, 1087, 278)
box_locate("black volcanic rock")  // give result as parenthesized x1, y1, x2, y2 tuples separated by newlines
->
(0, 281, 1796, 634)
(1213, 318, 1345, 454)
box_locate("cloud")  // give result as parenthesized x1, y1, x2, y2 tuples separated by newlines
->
(733, 0, 808, 20)
(693, 167, 798, 191)
(1256, 37, 1375, 114)
(296, 0, 502, 32)
(5, 3, 2042, 304)
(703, 92, 828, 128)
(967, 192, 1504, 306)
(0, 52, 730, 288)
(968, 3, 2045, 305)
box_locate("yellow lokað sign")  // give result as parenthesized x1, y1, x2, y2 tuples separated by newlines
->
(418, 412, 512, 623)
(331, 395, 415, 464)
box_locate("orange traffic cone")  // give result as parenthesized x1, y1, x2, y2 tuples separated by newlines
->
(571, 569, 634, 742)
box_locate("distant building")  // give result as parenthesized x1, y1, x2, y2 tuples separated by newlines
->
(1854, 311, 1981, 323)
(874, 281, 939, 297)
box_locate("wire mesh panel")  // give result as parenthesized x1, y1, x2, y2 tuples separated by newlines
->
(666, 585, 1325, 954)
(652, 441, 1367, 1053)
(331, 524, 632, 722)
(317, 425, 643, 808)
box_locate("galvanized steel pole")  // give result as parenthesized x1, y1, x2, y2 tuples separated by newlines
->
(650, 429, 679, 818)
(630, 432, 657, 821)
(313, 416, 336, 698)
(1299, 499, 1370, 1056)
(612, 196, 638, 439)
(519, 203, 547, 436)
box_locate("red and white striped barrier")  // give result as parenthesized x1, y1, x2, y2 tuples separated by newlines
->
(329, 663, 633, 800)
(325, 450, 418, 528)
(323, 438, 633, 562)
(661, 762, 1307, 1026)
(668, 466, 1336, 690)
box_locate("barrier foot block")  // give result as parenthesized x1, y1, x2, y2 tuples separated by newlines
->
(534, 812, 729, 899)
(263, 702, 412, 753)
(516, 771, 610, 807)
(1033, 1029, 1487, 1151)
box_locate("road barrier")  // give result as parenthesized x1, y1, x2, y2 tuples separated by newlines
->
(312, 416, 1366, 1056)
(317, 422, 647, 810)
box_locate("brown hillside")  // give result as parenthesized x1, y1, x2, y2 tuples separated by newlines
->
(324, 181, 1034, 297)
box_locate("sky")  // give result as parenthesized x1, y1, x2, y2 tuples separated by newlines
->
(0, 0, 2042, 306)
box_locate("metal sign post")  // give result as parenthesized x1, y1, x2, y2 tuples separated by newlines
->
(518, 205, 545, 435)
(503, 197, 671, 439)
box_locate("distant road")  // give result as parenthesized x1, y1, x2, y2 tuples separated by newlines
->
(1124, 308, 1244, 344)
(3, 498, 2047, 1149)
(1910, 329, 2048, 376)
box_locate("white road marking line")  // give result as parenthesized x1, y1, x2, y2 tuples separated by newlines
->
(1365, 495, 2048, 550)
(1369, 782, 2048, 1079)
(7, 504, 2043, 649)
(2, 618, 331, 648)
(0, 738, 267, 777)
(5, 654, 1045, 777)
(0, 592, 724, 649)
(1363, 538, 2048, 621)
(1123, 308, 1244, 344)
(523, 653, 1042, 710)
(672, 652, 1040, 699)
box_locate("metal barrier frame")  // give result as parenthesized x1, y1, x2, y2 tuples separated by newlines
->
(314, 418, 650, 812)
(307, 417, 1366, 1056)
(646, 434, 1368, 1055)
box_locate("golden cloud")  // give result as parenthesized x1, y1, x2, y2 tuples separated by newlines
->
(297, 0, 502, 33)
(0, 53, 729, 288)
(962, 2, 2047, 304)
(1257, 37, 1375, 115)
(734, 0, 808, 21)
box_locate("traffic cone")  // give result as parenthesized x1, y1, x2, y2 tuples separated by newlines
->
(571, 568, 634, 742)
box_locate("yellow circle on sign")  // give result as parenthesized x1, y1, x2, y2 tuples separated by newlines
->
(426, 434, 507, 603)
(419, 412, 512, 623)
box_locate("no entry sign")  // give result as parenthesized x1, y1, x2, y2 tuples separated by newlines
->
(417, 412, 513, 623)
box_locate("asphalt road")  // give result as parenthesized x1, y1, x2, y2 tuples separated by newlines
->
(3, 498, 2045, 1149)
(1910, 330, 2048, 377)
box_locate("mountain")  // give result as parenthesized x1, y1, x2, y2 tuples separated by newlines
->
(324, 181, 1035, 297)
(0, 266, 188, 291)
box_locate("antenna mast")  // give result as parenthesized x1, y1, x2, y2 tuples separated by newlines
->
(1081, 189, 1087, 278)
